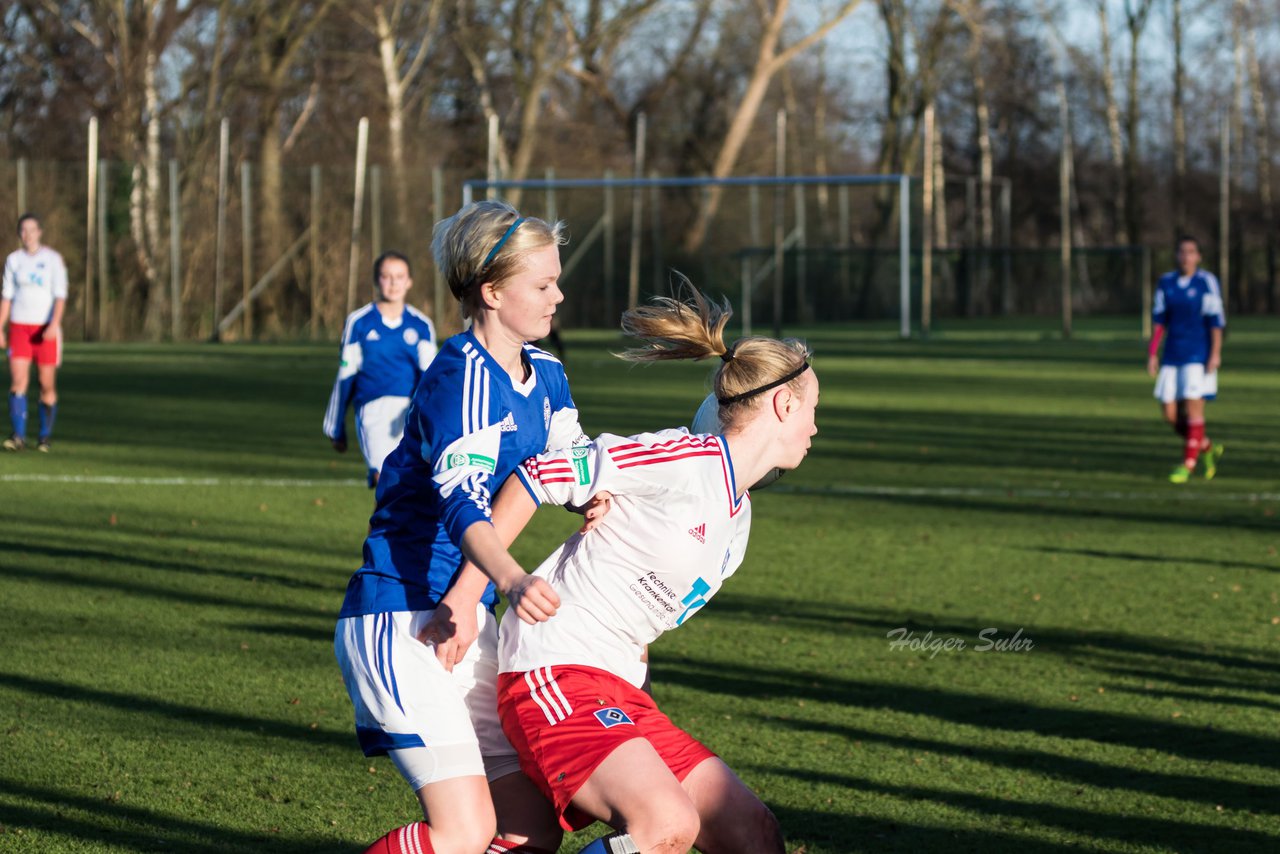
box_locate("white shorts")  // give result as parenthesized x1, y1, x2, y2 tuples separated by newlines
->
(356, 395, 411, 475)
(1153, 364, 1218, 403)
(334, 605, 521, 790)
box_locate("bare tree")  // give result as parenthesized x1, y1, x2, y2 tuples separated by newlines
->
(682, 0, 864, 252)
(237, 0, 336, 334)
(19, 0, 198, 338)
(350, 0, 445, 248)
(1240, 0, 1274, 310)
(1171, 0, 1187, 235)
(1122, 0, 1156, 246)
(1097, 0, 1126, 242)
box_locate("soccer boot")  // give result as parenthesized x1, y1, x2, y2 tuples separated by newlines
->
(2, 435, 24, 451)
(36, 438, 51, 453)
(1168, 464, 1192, 484)
(1201, 443, 1223, 480)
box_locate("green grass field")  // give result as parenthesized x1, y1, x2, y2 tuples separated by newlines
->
(1, 317, 1278, 853)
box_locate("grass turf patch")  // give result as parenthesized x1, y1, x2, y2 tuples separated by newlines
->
(1, 317, 1277, 852)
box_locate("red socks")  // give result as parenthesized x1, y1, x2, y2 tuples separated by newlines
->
(1184, 419, 1205, 469)
(363, 823, 433, 854)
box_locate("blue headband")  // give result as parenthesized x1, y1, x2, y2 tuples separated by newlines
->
(480, 217, 526, 271)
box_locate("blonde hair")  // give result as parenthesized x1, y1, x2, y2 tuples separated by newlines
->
(431, 200, 567, 319)
(619, 278, 811, 427)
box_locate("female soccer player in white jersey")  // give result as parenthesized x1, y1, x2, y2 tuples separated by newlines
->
(493, 285, 815, 854)
(1, 213, 67, 452)
(337, 201, 605, 854)
(324, 250, 438, 487)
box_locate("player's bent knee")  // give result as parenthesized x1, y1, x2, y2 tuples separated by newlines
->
(429, 821, 498, 854)
(630, 798, 700, 854)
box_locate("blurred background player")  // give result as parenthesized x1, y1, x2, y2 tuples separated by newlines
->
(324, 250, 437, 487)
(491, 284, 810, 854)
(1, 213, 67, 452)
(1147, 235, 1226, 483)
(337, 201, 607, 854)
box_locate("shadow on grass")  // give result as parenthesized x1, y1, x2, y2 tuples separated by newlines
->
(708, 594, 1280, 684)
(0, 563, 334, 621)
(754, 714, 1278, 817)
(655, 656, 1280, 772)
(766, 802, 1089, 853)
(1030, 545, 1280, 574)
(0, 672, 354, 752)
(0, 535, 341, 593)
(0, 780, 362, 854)
(760, 766, 1278, 852)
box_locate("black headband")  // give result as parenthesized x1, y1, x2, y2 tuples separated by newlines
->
(717, 361, 810, 406)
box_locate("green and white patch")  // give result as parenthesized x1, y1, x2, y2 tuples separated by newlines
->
(448, 452, 497, 474)
(571, 446, 591, 485)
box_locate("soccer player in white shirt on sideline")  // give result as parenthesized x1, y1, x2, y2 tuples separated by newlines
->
(337, 201, 611, 854)
(1147, 235, 1226, 484)
(486, 284, 813, 854)
(324, 250, 438, 487)
(1, 213, 67, 453)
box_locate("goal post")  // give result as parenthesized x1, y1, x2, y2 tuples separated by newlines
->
(462, 173, 915, 339)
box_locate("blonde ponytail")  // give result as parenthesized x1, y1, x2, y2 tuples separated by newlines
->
(619, 277, 811, 427)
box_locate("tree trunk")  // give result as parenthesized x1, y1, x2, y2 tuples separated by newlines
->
(1242, 0, 1274, 311)
(1123, 2, 1153, 249)
(258, 101, 287, 337)
(1098, 1, 1126, 243)
(376, 10, 410, 249)
(1172, 0, 1187, 236)
(142, 35, 167, 339)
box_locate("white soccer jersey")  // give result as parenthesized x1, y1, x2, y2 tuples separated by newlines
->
(501, 428, 752, 688)
(2, 247, 68, 325)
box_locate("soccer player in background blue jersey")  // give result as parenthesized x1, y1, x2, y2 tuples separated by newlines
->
(324, 250, 437, 487)
(1147, 235, 1226, 483)
(336, 201, 603, 854)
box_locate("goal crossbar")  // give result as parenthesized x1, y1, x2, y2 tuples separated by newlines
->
(463, 173, 914, 338)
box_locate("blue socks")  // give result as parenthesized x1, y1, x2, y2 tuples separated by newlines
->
(9, 393, 26, 439)
(38, 402, 56, 441)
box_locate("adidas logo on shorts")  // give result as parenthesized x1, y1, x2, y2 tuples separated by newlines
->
(688, 522, 706, 543)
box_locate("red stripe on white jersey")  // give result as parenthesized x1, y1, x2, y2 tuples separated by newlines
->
(616, 449, 722, 469)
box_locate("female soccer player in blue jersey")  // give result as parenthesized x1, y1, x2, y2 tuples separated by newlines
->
(336, 201, 602, 854)
(1147, 235, 1226, 483)
(324, 250, 437, 487)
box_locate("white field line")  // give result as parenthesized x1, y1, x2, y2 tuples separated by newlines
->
(0, 473, 366, 488)
(2, 472, 1277, 503)
(771, 483, 1280, 503)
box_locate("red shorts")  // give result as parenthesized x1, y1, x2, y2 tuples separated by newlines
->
(7, 323, 61, 367)
(497, 665, 716, 831)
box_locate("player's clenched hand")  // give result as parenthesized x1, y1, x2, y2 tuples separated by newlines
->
(1207, 353, 1221, 374)
(1146, 354, 1159, 377)
(331, 438, 347, 453)
(504, 575, 560, 624)
(578, 490, 613, 534)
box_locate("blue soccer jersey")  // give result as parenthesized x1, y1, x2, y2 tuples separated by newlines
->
(1152, 271, 1225, 367)
(323, 303, 438, 442)
(338, 329, 588, 617)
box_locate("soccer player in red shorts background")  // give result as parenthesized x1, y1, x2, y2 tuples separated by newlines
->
(1, 213, 67, 452)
